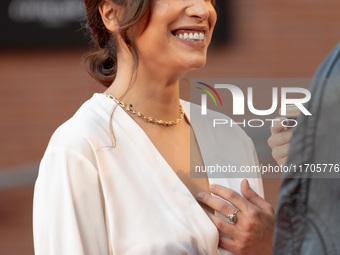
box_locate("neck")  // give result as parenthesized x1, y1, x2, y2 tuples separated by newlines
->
(126, 79, 181, 121)
(105, 50, 183, 122)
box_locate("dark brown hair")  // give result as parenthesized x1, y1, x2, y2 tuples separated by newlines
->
(83, 0, 152, 87)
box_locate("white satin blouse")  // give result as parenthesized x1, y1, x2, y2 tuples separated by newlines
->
(33, 93, 263, 255)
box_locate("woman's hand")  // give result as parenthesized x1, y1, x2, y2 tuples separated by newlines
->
(196, 179, 275, 255)
(267, 117, 293, 166)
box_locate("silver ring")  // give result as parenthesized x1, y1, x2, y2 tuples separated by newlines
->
(227, 209, 239, 224)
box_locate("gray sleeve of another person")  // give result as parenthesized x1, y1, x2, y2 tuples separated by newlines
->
(273, 42, 340, 255)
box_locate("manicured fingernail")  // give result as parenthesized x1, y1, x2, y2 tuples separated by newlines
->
(196, 193, 205, 200)
(209, 184, 216, 191)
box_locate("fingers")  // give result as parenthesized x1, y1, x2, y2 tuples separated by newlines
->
(276, 157, 287, 167)
(202, 207, 239, 255)
(271, 144, 290, 166)
(218, 235, 236, 254)
(203, 208, 238, 254)
(202, 208, 237, 237)
(198, 184, 251, 212)
(197, 191, 240, 217)
(241, 179, 274, 214)
(198, 184, 275, 255)
(270, 117, 286, 134)
(268, 118, 293, 166)
(271, 142, 290, 159)
(198, 183, 276, 255)
(268, 127, 293, 148)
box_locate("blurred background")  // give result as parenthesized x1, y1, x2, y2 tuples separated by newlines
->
(0, 0, 340, 254)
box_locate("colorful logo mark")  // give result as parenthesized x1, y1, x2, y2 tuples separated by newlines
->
(196, 82, 223, 106)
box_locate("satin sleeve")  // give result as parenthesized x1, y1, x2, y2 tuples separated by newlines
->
(33, 146, 110, 255)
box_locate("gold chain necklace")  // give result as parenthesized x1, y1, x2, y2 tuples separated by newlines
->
(103, 93, 185, 126)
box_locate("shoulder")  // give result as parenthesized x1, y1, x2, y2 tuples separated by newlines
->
(44, 94, 115, 162)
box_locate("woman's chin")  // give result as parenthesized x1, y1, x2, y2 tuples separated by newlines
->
(182, 59, 207, 72)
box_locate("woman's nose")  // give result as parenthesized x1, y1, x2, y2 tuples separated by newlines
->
(185, 0, 210, 21)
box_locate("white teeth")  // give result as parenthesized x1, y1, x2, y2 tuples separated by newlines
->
(174, 30, 205, 42)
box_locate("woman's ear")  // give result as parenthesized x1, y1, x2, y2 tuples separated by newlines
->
(99, 0, 123, 32)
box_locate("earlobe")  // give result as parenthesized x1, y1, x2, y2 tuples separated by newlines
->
(99, 0, 122, 32)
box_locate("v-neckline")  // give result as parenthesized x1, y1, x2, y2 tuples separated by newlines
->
(105, 95, 216, 209)
(98, 93, 224, 253)
(117, 99, 212, 185)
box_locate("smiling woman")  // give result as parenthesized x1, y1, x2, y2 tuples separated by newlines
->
(33, 1, 274, 255)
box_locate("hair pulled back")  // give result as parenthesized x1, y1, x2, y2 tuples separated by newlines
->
(83, 0, 152, 87)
